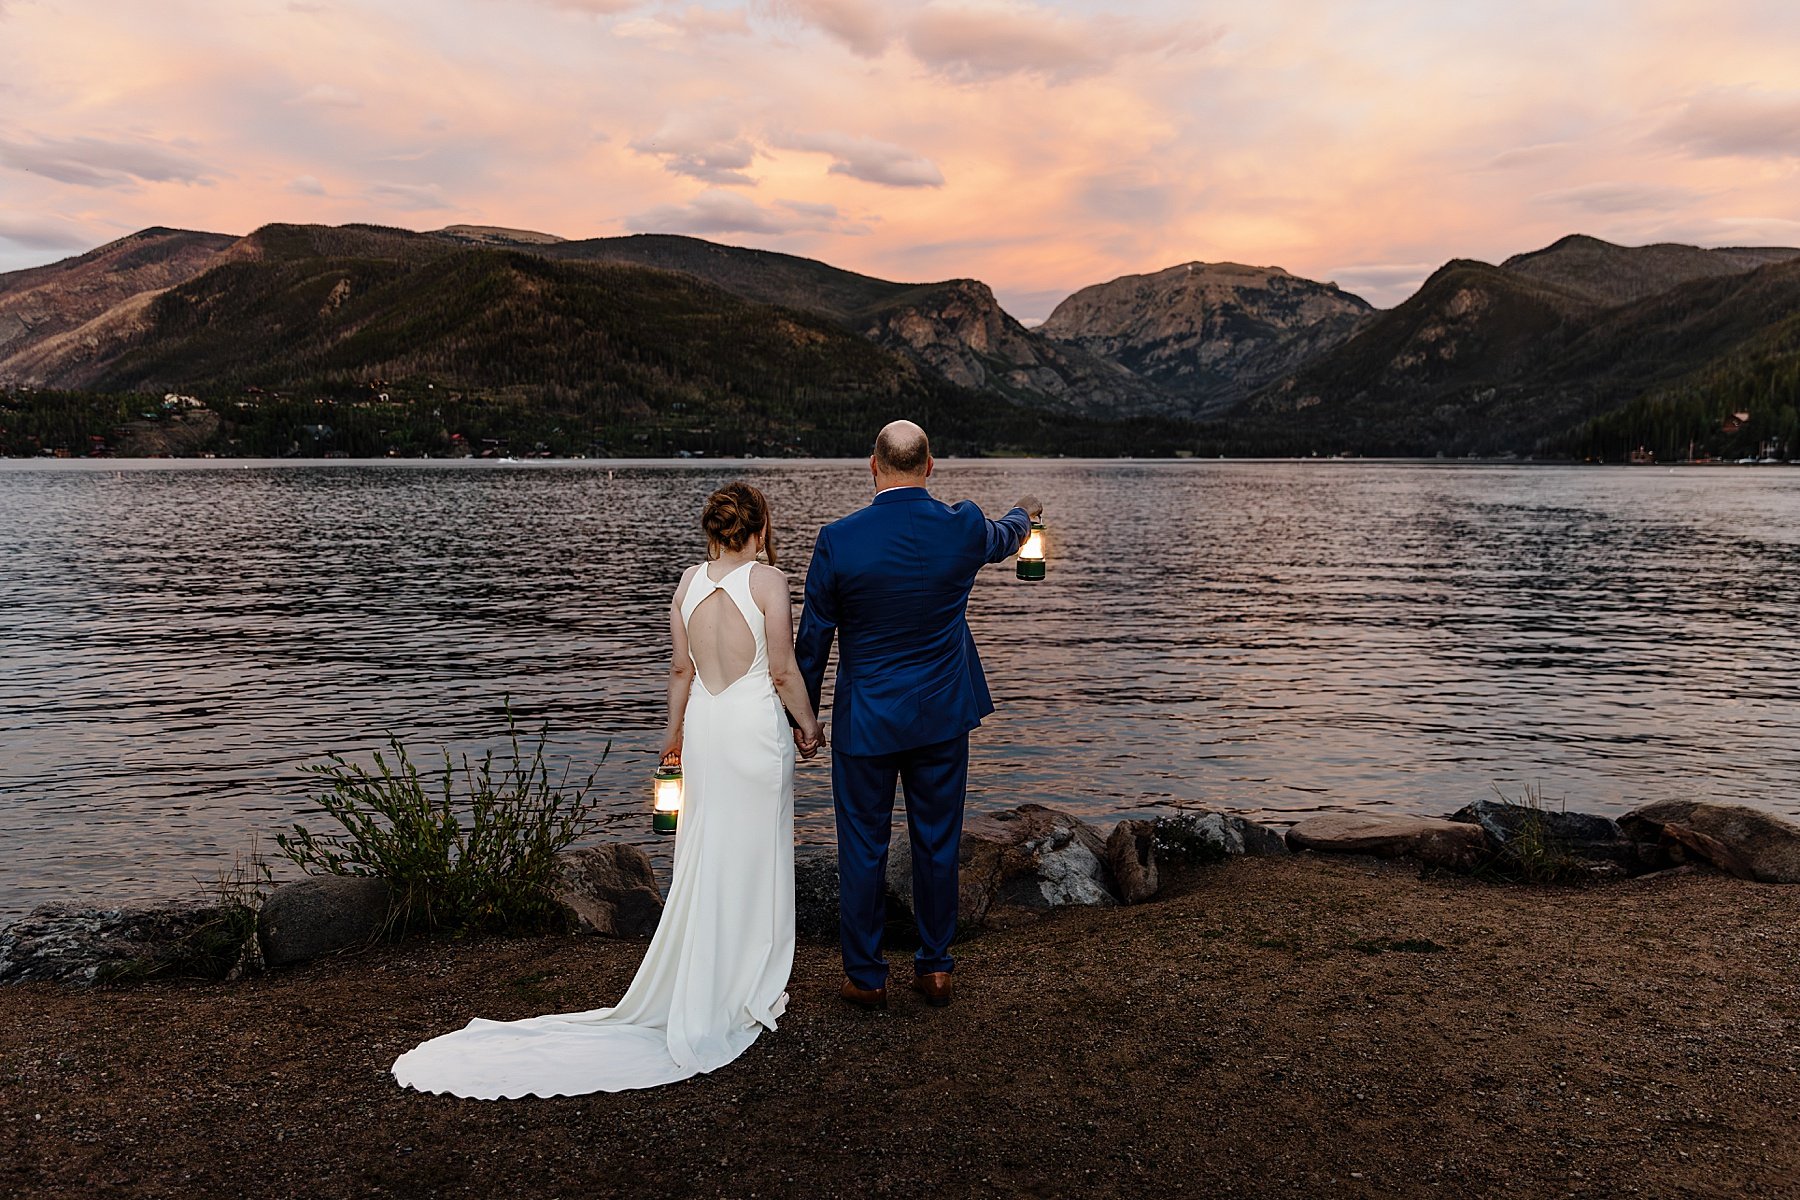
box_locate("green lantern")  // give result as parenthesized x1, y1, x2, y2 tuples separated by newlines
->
(1016, 520, 1046, 581)
(652, 764, 683, 834)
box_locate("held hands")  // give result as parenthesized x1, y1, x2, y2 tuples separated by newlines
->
(1014, 494, 1043, 521)
(793, 720, 826, 760)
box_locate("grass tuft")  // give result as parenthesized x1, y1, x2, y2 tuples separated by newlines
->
(96, 841, 274, 986)
(1478, 783, 1588, 885)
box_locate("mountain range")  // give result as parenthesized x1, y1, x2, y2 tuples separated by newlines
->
(2, 223, 1798, 461)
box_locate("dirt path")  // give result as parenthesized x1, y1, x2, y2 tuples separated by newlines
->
(4, 855, 1798, 1198)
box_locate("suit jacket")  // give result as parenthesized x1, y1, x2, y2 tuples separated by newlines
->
(795, 486, 1030, 757)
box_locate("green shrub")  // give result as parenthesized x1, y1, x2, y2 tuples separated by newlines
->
(277, 710, 606, 936)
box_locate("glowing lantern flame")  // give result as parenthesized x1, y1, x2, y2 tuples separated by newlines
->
(1016, 521, 1046, 581)
(653, 765, 682, 834)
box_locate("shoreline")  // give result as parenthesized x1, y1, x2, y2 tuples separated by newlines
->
(5, 853, 1799, 1197)
(11, 792, 1800, 933)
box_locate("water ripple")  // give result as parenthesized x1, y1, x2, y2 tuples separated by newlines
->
(2, 458, 1798, 918)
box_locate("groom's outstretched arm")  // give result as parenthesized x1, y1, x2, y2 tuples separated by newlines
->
(794, 529, 838, 715)
(981, 503, 1034, 564)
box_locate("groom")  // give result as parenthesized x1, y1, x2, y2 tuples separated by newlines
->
(795, 420, 1040, 1010)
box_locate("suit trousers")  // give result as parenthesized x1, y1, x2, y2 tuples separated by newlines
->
(831, 733, 969, 990)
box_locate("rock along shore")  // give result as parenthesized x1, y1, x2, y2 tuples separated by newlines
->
(6, 797, 1798, 986)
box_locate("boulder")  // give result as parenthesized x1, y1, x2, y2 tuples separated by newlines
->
(885, 832, 1010, 933)
(794, 845, 841, 942)
(1618, 801, 1800, 883)
(555, 845, 663, 937)
(1448, 798, 1638, 869)
(1107, 820, 1161, 904)
(1661, 824, 1754, 878)
(1286, 812, 1487, 872)
(0, 900, 240, 986)
(966, 804, 1119, 915)
(1153, 811, 1289, 863)
(257, 876, 394, 969)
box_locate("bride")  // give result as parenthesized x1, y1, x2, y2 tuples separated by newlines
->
(392, 482, 824, 1098)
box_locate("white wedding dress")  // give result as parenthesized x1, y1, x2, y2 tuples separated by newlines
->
(392, 560, 796, 1099)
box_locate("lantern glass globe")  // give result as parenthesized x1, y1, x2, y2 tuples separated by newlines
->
(1016, 521, 1047, 581)
(652, 766, 682, 834)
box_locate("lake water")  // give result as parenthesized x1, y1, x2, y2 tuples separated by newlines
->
(2, 458, 1797, 920)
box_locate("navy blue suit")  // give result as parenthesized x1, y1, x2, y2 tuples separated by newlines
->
(795, 486, 1030, 988)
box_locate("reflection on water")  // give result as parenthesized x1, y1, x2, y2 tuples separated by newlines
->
(2, 458, 1797, 918)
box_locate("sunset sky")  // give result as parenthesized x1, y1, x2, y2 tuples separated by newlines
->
(2, 0, 1799, 319)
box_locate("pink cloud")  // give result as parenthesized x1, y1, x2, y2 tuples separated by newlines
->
(0, 211, 95, 250)
(630, 111, 760, 186)
(775, 130, 944, 187)
(906, 1, 1215, 83)
(905, 3, 1106, 82)
(617, 5, 752, 39)
(626, 189, 857, 235)
(0, 131, 217, 189)
(1658, 87, 1800, 159)
(762, 0, 890, 56)
(1532, 181, 1713, 215)
(1483, 143, 1577, 171)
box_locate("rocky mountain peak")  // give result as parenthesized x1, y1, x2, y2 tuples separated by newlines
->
(857, 276, 1164, 415)
(1039, 261, 1328, 338)
(435, 224, 567, 247)
(1036, 260, 1373, 412)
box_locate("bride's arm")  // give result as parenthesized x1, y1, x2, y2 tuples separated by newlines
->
(661, 567, 699, 763)
(754, 565, 822, 751)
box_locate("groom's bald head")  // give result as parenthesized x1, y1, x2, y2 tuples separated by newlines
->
(872, 420, 932, 487)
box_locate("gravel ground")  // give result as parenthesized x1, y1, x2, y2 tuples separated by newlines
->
(4, 854, 1799, 1199)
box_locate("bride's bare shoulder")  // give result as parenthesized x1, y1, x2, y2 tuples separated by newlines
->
(749, 561, 788, 595)
(672, 562, 703, 606)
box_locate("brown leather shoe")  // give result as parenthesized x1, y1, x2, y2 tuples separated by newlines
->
(840, 977, 888, 1010)
(911, 971, 953, 1007)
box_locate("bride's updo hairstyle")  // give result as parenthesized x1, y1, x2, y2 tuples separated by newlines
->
(702, 481, 777, 566)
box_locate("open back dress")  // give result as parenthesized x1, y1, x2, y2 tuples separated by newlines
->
(390, 559, 797, 1098)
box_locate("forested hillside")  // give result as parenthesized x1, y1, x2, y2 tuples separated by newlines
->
(0, 244, 1203, 457)
(1242, 251, 1800, 459)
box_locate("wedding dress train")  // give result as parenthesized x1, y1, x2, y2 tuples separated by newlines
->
(391, 560, 796, 1098)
